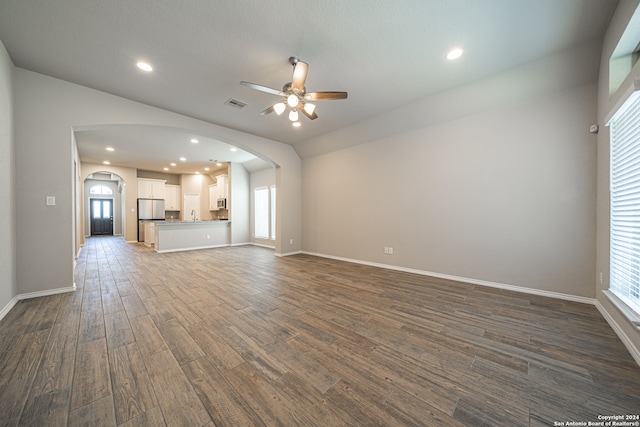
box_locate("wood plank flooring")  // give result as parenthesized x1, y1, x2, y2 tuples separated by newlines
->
(1, 236, 639, 426)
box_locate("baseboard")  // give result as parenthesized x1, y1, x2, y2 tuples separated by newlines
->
(301, 251, 596, 305)
(0, 284, 77, 322)
(155, 244, 230, 253)
(595, 297, 640, 367)
(17, 284, 77, 301)
(276, 250, 303, 257)
(250, 242, 275, 250)
(0, 296, 19, 322)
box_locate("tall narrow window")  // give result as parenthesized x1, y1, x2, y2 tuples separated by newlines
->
(254, 187, 269, 239)
(610, 89, 640, 315)
(270, 185, 276, 241)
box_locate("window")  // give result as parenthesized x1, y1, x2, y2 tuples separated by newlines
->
(254, 185, 276, 240)
(92, 199, 111, 219)
(254, 187, 269, 239)
(270, 185, 276, 240)
(609, 89, 640, 315)
(89, 185, 113, 195)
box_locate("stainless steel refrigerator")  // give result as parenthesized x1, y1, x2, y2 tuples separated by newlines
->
(137, 198, 165, 242)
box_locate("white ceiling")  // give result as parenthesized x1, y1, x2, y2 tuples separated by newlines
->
(0, 0, 618, 173)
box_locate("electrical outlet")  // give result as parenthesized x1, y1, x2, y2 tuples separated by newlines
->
(384, 247, 389, 254)
(206, 234, 211, 240)
(388, 247, 394, 255)
(289, 239, 294, 245)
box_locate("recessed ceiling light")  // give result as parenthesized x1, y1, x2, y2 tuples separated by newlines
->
(230, 147, 237, 152)
(179, 157, 187, 161)
(106, 147, 115, 151)
(292, 122, 301, 128)
(136, 61, 153, 72)
(163, 167, 169, 171)
(195, 171, 200, 175)
(204, 167, 210, 171)
(216, 162, 222, 167)
(446, 48, 464, 60)
(103, 161, 110, 165)
(170, 162, 177, 167)
(190, 138, 199, 144)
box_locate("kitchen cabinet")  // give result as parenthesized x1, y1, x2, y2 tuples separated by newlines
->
(138, 178, 166, 199)
(165, 184, 181, 210)
(208, 184, 218, 210)
(144, 221, 156, 247)
(215, 174, 228, 199)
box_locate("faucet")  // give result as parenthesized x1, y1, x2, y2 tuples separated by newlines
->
(191, 210, 196, 222)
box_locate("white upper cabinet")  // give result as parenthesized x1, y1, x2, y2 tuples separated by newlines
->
(165, 184, 181, 210)
(137, 178, 166, 199)
(216, 174, 228, 199)
(208, 184, 218, 210)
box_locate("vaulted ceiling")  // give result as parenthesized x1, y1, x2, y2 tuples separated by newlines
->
(0, 0, 618, 172)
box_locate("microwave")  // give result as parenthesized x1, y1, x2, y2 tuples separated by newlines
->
(217, 198, 227, 209)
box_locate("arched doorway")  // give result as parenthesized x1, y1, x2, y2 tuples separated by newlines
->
(83, 172, 126, 238)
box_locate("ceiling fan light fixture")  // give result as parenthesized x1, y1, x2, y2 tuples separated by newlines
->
(287, 94, 299, 108)
(303, 102, 316, 115)
(273, 102, 286, 115)
(136, 61, 153, 72)
(446, 48, 464, 60)
(289, 109, 299, 122)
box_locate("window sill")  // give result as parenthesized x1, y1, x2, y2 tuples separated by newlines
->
(603, 290, 640, 331)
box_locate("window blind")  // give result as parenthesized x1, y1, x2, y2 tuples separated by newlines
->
(610, 90, 640, 315)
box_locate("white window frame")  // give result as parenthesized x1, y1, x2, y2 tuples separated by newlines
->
(254, 185, 276, 241)
(608, 84, 640, 326)
(89, 184, 113, 195)
(270, 185, 276, 241)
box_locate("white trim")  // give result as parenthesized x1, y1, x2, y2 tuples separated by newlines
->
(155, 243, 229, 253)
(17, 284, 77, 300)
(602, 290, 640, 330)
(276, 250, 302, 257)
(605, 79, 640, 124)
(302, 251, 595, 305)
(230, 242, 252, 247)
(0, 284, 77, 322)
(596, 296, 640, 367)
(0, 296, 19, 322)
(250, 242, 275, 249)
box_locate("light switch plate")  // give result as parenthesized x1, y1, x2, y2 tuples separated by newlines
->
(46, 196, 56, 206)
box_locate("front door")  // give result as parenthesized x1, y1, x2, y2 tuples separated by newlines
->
(90, 198, 113, 235)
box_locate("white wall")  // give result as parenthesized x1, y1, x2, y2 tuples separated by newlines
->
(230, 162, 250, 245)
(302, 49, 599, 298)
(595, 0, 640, 360)
(0, 39, 15, 313)
(14, 69, 302, 295)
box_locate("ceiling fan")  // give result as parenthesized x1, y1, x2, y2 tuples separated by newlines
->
(240, 57, 348, 122)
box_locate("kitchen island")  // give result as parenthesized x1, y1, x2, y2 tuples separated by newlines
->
(154, 220, 230, 253)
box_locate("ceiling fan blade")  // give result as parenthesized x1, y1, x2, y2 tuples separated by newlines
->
(300, 107, 318, 120)
(260, 105, 275, 115)
(304, 91, 348, 101)
(291, 60, 308, 92)
(240, 81, 285, 96)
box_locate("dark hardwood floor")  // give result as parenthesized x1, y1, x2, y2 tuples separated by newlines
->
(1, 236, 639, 426)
